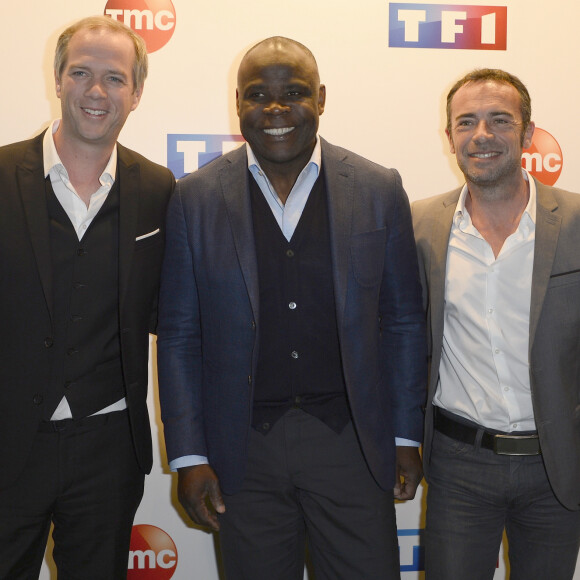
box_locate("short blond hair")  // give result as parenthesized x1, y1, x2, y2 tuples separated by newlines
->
(54, 15, 148, 92)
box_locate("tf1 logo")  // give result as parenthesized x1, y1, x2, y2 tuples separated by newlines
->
(128, 524, 177, 579)
(398, 528, 423, 572)
(396, 528, 499, 572)
(389, 3, 507, 50)
(167, 134, 245, 178)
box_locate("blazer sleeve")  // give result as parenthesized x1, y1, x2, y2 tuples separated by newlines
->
(157, 184, 208, 461)
(380, 176, 427, 442)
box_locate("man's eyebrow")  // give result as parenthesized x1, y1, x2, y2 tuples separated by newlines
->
(105, 68, 129, 78)
(455, 110, 515, 120)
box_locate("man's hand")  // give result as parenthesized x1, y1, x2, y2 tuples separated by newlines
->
(393, 446, 423, 500)
(177, 464, 225, 532)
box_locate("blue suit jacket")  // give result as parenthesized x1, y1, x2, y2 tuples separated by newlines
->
(158, 139, 426, 494)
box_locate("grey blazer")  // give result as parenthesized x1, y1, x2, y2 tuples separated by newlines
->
(413, 179, 580, 510)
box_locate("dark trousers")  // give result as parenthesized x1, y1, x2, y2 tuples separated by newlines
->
(0, 410, 144, 580)
(219, 409, 400, 580)
(425, 428, 580, 580)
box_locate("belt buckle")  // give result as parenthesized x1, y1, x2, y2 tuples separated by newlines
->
(493, 434, 540, 456)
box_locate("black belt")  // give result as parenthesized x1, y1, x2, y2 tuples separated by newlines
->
(434, 408, 541, 456)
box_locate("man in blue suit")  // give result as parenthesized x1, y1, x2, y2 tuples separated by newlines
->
(157, 36, 426, 579)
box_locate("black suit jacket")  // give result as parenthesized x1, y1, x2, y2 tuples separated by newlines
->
(0, 131, 174, 489)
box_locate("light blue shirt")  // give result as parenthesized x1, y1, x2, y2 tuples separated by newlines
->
(247, 138, 321, 241)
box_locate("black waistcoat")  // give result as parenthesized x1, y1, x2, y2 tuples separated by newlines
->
(250, 171, 349, 434)
(43, 177, 124, 419)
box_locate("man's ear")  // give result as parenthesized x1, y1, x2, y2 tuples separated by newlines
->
(445, 129, 456, 154)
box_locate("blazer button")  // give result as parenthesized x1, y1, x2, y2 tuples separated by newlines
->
(33, 394, 43, 405)
(44, 337, 53, 348)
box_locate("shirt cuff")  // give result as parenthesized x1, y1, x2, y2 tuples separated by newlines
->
(395, 437, 421, 447)
(169, 455, 209, 471)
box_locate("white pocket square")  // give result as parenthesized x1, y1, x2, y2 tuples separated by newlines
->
(135, 228, 160, 241)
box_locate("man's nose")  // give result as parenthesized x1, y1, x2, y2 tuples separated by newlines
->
(85, 79, 107, 99)
(263, 100, 290, 114)
(473, 119, 494, 140)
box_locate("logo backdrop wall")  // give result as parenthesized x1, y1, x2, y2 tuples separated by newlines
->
(1, 1, 579, 578)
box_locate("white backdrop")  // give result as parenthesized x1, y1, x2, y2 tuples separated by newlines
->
(1, 1, 579, 578)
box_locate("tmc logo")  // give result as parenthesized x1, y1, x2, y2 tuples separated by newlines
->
(128, 524, 177, 579)
(522, 127, 563, 186)
(389, 3, 507, 50)
(167, 134, 245, 178)
(104, 0, 176, 53)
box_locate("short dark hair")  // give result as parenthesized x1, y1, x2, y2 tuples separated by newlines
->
(446, 68, 531, 135)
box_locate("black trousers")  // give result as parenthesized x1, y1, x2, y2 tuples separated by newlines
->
(425, 428, 580, 580)
(0, 410, 144, 580)
(219, 409, 400, 580)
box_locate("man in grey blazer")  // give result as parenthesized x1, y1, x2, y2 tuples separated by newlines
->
(158, 37, 426, 578)
(413, 68, 580, 579)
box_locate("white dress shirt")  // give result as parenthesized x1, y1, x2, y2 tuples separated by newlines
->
(43, 120, 126, 420)
(434, 170, 537, 432)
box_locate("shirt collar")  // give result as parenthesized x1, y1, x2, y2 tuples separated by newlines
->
(454, 169, 537, 228)
(43, 119, 117, 185)
(246, 136, 321, 175)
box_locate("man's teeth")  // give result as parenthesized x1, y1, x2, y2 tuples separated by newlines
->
(472, 152, 498, 158)
(264, 127, 295, 136)
(83, 108, 106, 116)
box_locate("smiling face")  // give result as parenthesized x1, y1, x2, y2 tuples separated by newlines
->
(236, 40, 325, 179)
(446, 80, 534, 189)
(55, 27, 142, 152)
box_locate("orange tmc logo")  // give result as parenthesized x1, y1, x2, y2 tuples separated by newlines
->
(522, 127, 563, 186)
(104, 0, 176, 53)
(128, 524, 178, 579)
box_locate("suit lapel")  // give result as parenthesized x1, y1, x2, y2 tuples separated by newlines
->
(117, 145, 140, 311)
(428, 190, 458, 375)
(320, 140, 353, 326)
(220, 145, 260, 319)
(18, 133, 54, 319)
(529, 180, 560, 348)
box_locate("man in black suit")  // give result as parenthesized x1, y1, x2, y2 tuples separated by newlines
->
(0, 16, 174, 578)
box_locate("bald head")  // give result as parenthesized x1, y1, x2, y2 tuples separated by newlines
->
(237, 36, 320, 89)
